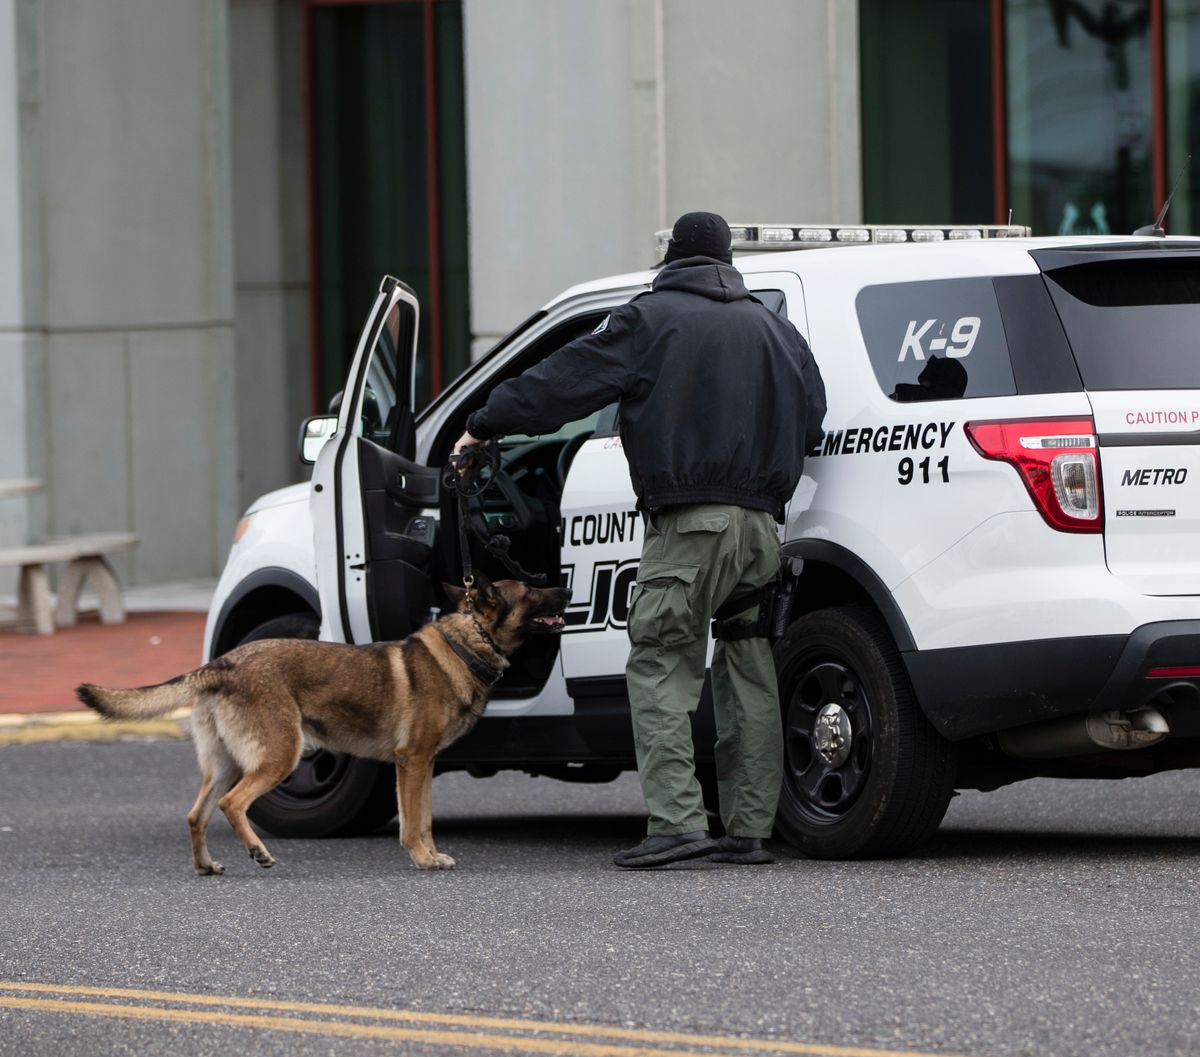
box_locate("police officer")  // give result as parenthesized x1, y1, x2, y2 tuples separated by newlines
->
(454, 212, 826, 868)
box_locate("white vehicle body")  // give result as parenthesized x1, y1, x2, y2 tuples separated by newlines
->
(205, 228, 1200, 856)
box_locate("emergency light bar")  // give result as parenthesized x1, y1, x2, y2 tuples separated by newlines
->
(654, 223, 1033, 255)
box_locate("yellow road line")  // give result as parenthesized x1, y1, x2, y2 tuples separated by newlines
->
(0, 708, 189, 745)
(0, 983, 968, 1057)
(0, 720, 187, 745)
(0, 995, 734, 1056)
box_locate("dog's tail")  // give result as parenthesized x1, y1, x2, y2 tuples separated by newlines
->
(76, 673, 197, 721)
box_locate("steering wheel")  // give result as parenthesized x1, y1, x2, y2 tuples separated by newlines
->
(555, 432, 592, 490)
(483, 465, 537, 534)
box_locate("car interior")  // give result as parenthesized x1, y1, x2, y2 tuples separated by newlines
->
(357, 309, 612, 697)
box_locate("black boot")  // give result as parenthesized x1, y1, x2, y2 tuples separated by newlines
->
(709, 835, 774, 865)
(612, 831, 717, 869)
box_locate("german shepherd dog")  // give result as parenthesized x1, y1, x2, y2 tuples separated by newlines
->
(77, 575, 569, 874)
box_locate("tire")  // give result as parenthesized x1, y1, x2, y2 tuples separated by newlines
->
(233, 613, 398, 838)
(773, 606, 957, 859)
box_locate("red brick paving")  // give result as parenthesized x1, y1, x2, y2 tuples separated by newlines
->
(0, 611, 207, 713)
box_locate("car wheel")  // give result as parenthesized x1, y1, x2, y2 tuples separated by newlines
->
(233, 613, 397, 838)
(773, 606, 957, 859)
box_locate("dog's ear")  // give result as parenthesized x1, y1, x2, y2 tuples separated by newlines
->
(442, 582, 467, 609)
(472, 571, 498, 604)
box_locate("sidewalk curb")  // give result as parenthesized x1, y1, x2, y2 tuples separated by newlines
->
(0, 708, 191, 746)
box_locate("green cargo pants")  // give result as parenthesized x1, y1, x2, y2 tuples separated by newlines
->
(625, 503, 783, 838)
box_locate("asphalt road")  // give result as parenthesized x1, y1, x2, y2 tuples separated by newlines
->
(2, 739, 1199, 1057)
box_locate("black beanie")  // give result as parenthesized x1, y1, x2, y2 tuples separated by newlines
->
(664, 211, 733, 264)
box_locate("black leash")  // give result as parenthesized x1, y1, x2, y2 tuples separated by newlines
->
(443, 441, 547, 588)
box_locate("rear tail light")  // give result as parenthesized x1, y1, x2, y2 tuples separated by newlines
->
(964, 417, 1103, 533)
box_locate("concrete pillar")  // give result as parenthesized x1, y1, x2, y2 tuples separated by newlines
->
(462, 0, 861, 357)
(10, 0, 239, 585)
(464, 0, 649, 360)
(660, 0, 861, 225)
(229, 0, 311, 511)
(0, 0, 46, 592)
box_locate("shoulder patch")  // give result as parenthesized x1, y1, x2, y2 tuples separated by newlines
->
(592, 315, 610, 335)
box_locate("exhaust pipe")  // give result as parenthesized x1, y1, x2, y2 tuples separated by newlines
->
(998, 707, 1169, 760)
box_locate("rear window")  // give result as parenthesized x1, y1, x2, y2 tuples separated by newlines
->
(1042, 256, 1200, 390)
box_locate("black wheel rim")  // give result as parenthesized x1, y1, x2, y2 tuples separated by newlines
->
(781, 655, 875, 825)
(271, 750, 353, 806)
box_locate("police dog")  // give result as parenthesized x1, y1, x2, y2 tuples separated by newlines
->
(76, 574, 569, 874)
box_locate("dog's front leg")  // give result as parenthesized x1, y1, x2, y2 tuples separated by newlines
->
(394, 750, 454, 870)
(416, 760, 455, 869)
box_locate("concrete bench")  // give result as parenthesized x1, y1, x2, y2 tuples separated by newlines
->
(0, 533, 138, 635)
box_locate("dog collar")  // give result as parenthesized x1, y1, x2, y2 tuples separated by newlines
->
(468, 610, 505, 657)
(438, 626, 505, 686)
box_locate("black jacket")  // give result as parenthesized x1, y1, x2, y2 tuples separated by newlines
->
(466, 257, 827, 521)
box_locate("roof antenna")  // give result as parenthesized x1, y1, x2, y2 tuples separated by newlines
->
(1134, 154, 1191, 237)
(1007, 208, 1013, 226)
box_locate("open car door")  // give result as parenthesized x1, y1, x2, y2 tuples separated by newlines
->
(311, 276, 441, 644)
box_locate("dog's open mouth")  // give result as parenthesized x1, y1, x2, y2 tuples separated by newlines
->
(529, 613, 566, 632)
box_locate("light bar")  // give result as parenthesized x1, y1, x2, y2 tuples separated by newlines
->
(654, 223, 1033, 255)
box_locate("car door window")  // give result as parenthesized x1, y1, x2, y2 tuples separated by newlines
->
(356, 301, 412, 447)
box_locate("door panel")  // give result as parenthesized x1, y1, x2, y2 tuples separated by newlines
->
(311, 277, 421, 643)
(1090, 389, 1200, 596)
(357, 438, 439, 640)
(558, 435, 644, 680)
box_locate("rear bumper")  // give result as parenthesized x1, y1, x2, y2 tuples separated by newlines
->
(905, 620, 1200, 740)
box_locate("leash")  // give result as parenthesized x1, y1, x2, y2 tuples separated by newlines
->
(443, 441, 547, 588)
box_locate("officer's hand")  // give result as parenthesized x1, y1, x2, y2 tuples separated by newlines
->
(452, 431, 483, 475)
(453, 430, 481, 456)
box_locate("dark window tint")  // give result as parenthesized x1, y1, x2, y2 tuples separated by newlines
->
(992, 275, 1082, 395)
(859, 0, 994, 224)
(1042, 256, 1200, 390)
(311, 1, 468, 409)
(752, 289, 787, 315)
(593, 403, 620, 437)
(857, 279, 1015, 402)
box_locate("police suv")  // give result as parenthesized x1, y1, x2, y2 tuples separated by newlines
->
(205, 224, 1200, 858)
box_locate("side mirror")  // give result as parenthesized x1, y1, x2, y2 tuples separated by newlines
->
(299, 415, 338, 465)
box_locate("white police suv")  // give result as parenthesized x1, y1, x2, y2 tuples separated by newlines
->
(205, 223, 1200, 858)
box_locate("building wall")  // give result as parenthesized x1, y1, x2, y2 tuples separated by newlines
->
(0, 0, 45, 581)
(2, 0, 240, 587)
(463, 0, 861, 358)
(0, 0, 863, 590)
(229, 0, 311, 513)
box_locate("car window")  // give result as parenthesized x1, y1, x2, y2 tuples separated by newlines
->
(593, 403, 619, 437)
(356, 301, 405, 444)
(1041, 256, 1200, 390)
(753, 289, 787, 315)
(502, 409, 605, 445)
(856, 278, 1016, 402)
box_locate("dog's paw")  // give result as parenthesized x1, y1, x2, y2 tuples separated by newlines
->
(433, 852, 457, 870)
(196, 861, 224, 876)
(249, 848, 277, 869)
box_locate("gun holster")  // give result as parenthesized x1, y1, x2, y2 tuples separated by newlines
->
(711, 558, 802, 643)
